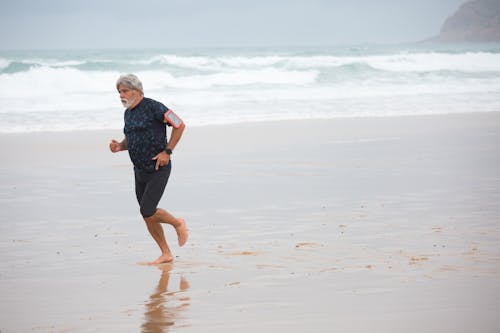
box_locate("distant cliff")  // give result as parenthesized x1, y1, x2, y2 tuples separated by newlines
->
(433, 0, 500, 42)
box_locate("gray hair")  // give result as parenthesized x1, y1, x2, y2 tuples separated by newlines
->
(116, 74, 144, 95)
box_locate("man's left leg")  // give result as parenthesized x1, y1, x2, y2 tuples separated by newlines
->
(145, 208, 188, 246)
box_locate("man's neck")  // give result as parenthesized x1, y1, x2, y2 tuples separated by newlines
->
(130, 95, 144, 110)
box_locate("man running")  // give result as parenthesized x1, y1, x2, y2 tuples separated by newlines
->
(109, 74, 188, 264)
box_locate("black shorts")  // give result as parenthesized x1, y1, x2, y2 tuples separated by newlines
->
(134, 162, 171, 218)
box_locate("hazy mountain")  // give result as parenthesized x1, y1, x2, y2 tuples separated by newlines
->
(433, 0, 500, 42)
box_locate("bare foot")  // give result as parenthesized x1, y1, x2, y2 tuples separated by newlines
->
(148, 253, 174, 265)
(175, 218, 189, 247)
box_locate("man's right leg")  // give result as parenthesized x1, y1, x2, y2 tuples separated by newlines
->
(143, 216, 173, 264)
(135, 168, 173, 264)
(138, 165, 188, 263)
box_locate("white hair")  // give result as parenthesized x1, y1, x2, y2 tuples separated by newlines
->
(116, 74, 144, 95)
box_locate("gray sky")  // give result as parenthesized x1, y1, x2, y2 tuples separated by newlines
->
(0, 0, 466, 49)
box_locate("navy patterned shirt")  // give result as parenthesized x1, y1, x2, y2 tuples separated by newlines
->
(123, 97, 169, 172)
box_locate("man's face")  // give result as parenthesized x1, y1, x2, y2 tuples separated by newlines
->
(118, 84, 139, 108)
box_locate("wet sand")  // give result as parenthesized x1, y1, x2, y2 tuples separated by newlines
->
(1, 113, 500, 332)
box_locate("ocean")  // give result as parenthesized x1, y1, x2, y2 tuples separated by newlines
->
(1, 43, 500, 133)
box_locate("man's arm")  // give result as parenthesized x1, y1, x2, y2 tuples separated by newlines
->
(163, 108, 185, 152)
(166, 122, 185, 152)
(109, 137, 128, 153)
(152, 112, 186, 171)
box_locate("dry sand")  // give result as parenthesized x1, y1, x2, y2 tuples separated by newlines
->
(1, 113, 500, 332)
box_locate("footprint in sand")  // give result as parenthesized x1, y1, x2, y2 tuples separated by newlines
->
(409, 256, 430, 265)
(230, 251, 260, 256)
(295, 242, 322, 248)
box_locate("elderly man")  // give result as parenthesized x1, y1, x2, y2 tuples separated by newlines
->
(110, 74, 188, 264)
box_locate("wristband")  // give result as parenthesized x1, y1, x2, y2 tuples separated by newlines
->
(164, 110, 183, 128)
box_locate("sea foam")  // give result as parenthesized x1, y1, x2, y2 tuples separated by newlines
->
(1, 45, 500, 132)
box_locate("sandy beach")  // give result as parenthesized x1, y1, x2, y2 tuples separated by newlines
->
(1, 112, 500, 332)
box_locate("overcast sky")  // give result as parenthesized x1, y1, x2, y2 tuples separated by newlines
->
(0, 0, 466, 50)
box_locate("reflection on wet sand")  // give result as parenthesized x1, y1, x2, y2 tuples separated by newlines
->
(142, 264, 190, 333)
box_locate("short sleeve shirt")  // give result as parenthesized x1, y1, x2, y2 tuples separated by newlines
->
(123, 97, 169, 172)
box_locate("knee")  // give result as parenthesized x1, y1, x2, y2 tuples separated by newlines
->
(141, 207, 157, 220)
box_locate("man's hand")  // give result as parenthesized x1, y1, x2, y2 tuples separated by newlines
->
(109, 139, 122, 153)
(152, 151, 171, 171)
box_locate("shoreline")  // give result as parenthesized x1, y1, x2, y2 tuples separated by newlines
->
(0, 110, 499, 136)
